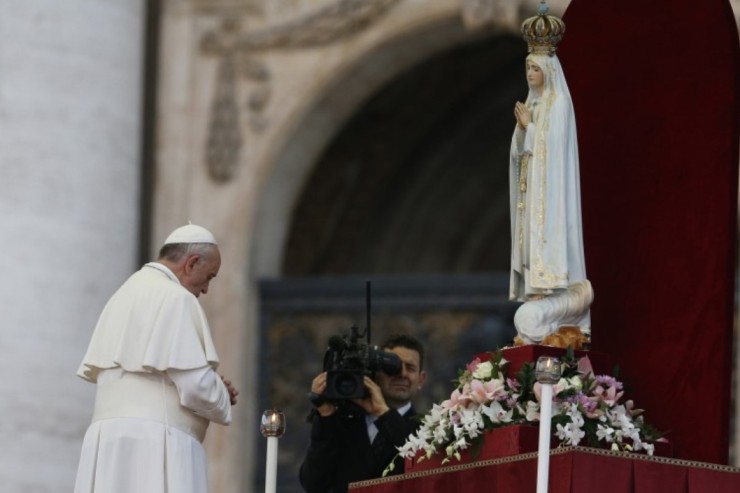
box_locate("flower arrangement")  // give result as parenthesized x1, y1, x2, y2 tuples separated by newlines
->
(385, 349, 663, 474)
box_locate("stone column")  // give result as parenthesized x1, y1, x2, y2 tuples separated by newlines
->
(0, 2, 145, 491)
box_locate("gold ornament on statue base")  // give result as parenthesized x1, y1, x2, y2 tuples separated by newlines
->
(513, 326, 590, 350)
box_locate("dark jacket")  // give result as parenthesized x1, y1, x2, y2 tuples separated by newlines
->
(299, 405, 419, 493)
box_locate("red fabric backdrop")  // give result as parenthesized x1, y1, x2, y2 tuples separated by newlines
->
(559, 0, 740, 464)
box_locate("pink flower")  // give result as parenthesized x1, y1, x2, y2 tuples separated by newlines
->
(577, 356, 594, 377)
(444, 388, 469, 411)
(577, 393, 602, 418)
(468, 380, 488, 404)
(507, 378, 520, 392)
(468, 378, 506, 404)
(593, 383, 623, 406)
(466, 358, 482, 374)
(595, 375, 623, 390)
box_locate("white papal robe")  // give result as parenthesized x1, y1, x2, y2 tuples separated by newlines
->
(74, 263, 232, 493)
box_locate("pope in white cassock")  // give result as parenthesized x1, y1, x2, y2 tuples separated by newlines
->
(509, 5, 593, 344)
(74, 224, 238, 493)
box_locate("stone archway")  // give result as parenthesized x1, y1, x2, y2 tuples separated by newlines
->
(250, 15, 521, 278)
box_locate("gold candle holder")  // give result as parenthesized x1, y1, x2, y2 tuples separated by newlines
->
(260, 409, 286, 438)
(535, 356, 562, 384)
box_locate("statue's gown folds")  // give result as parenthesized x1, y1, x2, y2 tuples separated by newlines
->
(509, 54, 590, 337)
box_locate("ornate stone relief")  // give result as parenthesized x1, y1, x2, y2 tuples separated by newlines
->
(460, 0, 521, 31)
(197, 0, 530, 182)
(199, 0, 403, 182)
(201, 21, 245, 182)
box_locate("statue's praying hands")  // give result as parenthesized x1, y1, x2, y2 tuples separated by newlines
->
(514, 101, 531, 130)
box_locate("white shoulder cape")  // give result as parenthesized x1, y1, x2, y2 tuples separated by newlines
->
(77, 263, 220, 383)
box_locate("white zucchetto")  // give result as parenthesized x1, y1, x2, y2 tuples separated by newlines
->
(163, 224, 218, 246)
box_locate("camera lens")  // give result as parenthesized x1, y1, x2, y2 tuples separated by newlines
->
(326, 370, 365, 400)
(368, 346, 401, 375)
(335, 374, 359, 397)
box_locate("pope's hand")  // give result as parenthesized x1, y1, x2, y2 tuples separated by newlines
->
(221, 375, 239, 405)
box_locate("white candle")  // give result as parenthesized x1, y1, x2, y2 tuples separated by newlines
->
(537, 383, 554, 493)
(260, 409, 285, 493)
(265, 436, 278, 493)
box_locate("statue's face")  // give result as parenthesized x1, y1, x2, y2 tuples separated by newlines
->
(526, 60, 544, 90)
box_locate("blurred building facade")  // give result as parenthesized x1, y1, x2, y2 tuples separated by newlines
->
(1, 1, 739, 492)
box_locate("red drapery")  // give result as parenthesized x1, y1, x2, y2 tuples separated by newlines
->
(559, 0, 740, 464)
(350, 448, 740, 493)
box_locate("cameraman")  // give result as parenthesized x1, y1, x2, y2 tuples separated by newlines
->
(299, 333, 427, 493)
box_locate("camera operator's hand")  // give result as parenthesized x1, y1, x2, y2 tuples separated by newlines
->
(311, 372, 337, 417)
(352, 376, 390, 418)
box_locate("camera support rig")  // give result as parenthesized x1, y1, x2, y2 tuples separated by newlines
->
(320, 280, 401, 402)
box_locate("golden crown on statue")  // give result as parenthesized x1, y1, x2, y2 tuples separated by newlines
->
(521, 1, 565, 56)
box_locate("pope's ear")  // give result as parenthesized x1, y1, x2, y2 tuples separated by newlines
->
(184, 254, 200, 273)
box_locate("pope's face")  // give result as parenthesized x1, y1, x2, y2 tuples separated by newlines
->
(181, 247, 221, 297)
(526, 61, 544, 90)
(374, 346, 427, 409)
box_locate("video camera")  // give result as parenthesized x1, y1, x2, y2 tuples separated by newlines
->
(322, 326, 401, 400)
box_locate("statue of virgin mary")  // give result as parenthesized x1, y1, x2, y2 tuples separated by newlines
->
(509, 2, 593, 344)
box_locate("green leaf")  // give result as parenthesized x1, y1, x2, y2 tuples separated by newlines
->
(583, 419, 600, 447)
(565, 346, 575, 360)
(382, 457, 397, 477)
(469, 435, 485, 460)
(517, 361, 536, 386)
